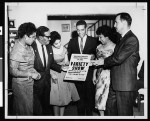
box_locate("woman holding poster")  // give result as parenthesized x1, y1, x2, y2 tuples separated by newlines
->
(93, 25, 116, 116)
(49, 31, 79, 116)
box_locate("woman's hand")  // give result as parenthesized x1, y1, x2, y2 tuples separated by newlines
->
(51, 74, 58, 84)
(31, 72, 41, 80)
(28, 71, 41, 80)
(93, 75, 98, 85)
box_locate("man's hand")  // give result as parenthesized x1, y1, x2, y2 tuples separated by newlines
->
(90, 54, 95, 60)
(92, 58, 104, 66)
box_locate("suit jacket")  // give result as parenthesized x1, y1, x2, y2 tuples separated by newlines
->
(67, 35, 97, 61)
(104, 30, 140, 91)
(31, 41, 61, 88)
(67, 35, 97, 82)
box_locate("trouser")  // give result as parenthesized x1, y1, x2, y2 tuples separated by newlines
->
(75, 69, 95, 116)
(105, 84, 135, 116)
(33, 79, 50, 115)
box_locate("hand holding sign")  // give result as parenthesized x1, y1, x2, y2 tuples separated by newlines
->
(61, 65, 69, 72)
(64, 54, 91, 81)
(90, 58, 104, 66)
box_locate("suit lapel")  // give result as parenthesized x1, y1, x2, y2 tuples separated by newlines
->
(76, 36, 89, 54)
(32, 42, 45, 68)
(82, 36, 89, 54)
(46, 45, 50, 69)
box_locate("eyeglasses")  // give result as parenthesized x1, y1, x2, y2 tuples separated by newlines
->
(44, 35, 51, 39)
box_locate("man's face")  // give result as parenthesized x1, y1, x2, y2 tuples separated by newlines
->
(76, 25, 86, 38)
(40, 30, 51, 45)
(114, 15, 124, 35)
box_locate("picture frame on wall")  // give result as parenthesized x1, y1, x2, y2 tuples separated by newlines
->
(9, 20, 15, 28)
(62, 24, 70, 32)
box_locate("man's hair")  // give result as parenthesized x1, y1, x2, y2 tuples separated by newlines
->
(76, 20, 87, 28)
(116, 12, 132, 26)
(36, 26, 49, 38)
(18, 22, 36, 38)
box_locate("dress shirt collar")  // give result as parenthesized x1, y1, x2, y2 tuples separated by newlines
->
(78, 34, 87, 42)
(36, 39, 43, 47)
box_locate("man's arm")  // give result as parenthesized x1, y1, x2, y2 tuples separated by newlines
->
(67, 39, 72, 61)
(104, 36, 139, 68)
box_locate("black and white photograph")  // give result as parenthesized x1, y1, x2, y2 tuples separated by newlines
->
(0, 26, 2, 108)
(4, 2, 147, 119)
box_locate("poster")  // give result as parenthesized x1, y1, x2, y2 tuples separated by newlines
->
(64, 54, 91, 81)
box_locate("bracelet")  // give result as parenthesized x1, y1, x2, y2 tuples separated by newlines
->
(28, 72, 32, 80)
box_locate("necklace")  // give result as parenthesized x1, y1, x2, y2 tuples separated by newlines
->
(18, 40, 27, 49)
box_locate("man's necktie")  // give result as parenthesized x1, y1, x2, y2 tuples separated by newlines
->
(80, 38, 83, 53)
(41, 45, 46, 69)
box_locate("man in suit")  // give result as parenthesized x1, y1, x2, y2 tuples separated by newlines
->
(31, 26, 65, 115)
(94, 12, 140, 116)
(67, 20, 98, 116)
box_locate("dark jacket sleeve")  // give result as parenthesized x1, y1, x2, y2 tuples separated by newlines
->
(49, 45, 62, 73)
(67, 39, 72, 61)
(104, 36, 139, 68)
(50, 61, 62, 73)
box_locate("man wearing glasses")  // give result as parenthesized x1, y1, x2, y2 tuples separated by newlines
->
(31, 26, 65, 115)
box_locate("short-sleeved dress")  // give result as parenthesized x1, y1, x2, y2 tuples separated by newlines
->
(95, 43, 115, 111)
(9, 40, 36, 115)
(50, 47, 80, 106)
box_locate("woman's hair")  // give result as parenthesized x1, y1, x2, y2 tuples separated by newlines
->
(50, 31, 61, 45)
(18, 22, 36, 38)
(96, 25, 118, 44)
(36, 26, 49, 38)
(96, 25, 112, 38)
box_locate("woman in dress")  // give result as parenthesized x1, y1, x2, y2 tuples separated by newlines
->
(9, 22, 41, 115)
(49, 31, 80, 116)
(93, 25, 116, 116)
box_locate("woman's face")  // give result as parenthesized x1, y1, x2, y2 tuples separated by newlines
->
(25, 32, 36, 45)
(53, 39, 61, 49)
(98, 34, 108, 45)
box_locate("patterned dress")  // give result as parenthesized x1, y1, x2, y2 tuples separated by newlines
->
(50, 47, 80, 106)
(95, 43, 115, 110)
(9, 40, 36, 115)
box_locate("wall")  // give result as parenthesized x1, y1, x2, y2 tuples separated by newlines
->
(47, 20, 71, 46)
(47, 20, 97, 46)
(6, 2, 147, 72)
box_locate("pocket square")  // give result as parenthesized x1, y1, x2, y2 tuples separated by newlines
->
(50, 53, 52, 54)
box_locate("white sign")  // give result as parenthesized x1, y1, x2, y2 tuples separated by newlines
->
(64, 54, 91, 81)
